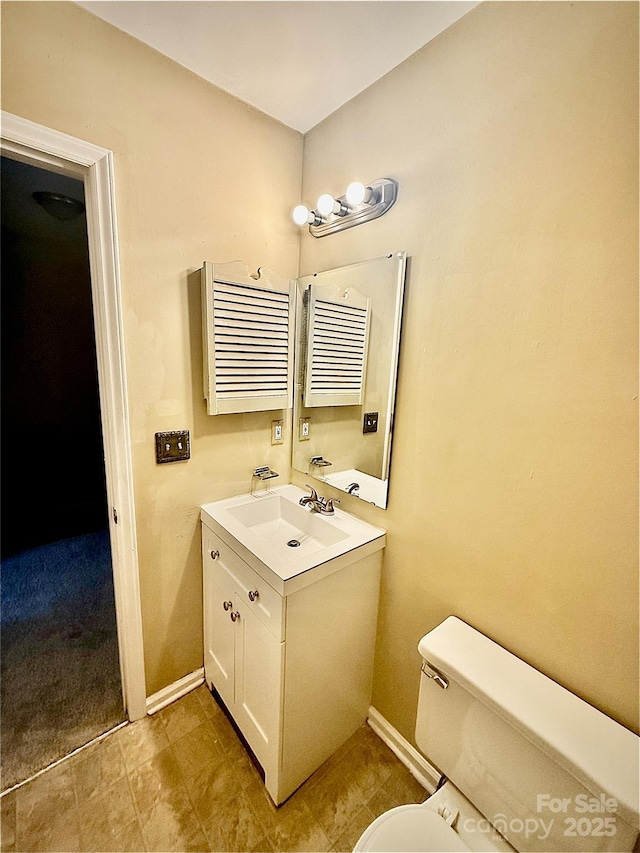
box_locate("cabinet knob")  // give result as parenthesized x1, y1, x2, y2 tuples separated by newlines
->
(223, 601, 232, 611)
(210, 549, 220, 560)
(230, 611, 240, 622)
(248, 590, 259, 602)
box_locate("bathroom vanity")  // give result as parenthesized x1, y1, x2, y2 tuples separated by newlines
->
(201, 484, 385, 804)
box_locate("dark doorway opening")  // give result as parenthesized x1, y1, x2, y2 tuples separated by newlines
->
(1, 157, 125, 790)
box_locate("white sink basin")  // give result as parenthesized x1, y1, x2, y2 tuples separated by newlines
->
(226, 495, 349, 553)
(201, 484, 385, 589)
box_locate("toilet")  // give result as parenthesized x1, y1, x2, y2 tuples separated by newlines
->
(354, 617, 640, 853)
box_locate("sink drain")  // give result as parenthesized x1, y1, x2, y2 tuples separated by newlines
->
(287, 539, 301, 548)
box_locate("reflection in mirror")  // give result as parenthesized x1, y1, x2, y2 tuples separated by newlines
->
(293, 252, 407, 509)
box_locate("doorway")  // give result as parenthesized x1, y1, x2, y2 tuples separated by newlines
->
(0, 157, 125, 788)
(0, 112, 147, 792)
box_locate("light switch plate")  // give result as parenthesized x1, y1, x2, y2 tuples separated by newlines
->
(155, 430, 190, 463)
(363, 412, 379, 434)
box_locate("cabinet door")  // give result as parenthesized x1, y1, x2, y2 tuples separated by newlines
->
(205, 557, 237, 710)
(235, 603, 283, 772)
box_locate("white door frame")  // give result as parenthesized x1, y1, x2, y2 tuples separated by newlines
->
(1, 111, 147, 720)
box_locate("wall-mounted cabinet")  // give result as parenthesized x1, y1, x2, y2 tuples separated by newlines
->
(201, 261, 295, 415)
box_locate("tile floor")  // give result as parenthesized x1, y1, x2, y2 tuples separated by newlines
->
(0, 685, 428, 852)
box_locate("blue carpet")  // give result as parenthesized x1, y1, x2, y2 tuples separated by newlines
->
(0, 530, 125, 790)
(1, 530, 113, 624)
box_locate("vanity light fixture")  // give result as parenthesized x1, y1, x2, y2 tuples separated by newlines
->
(292, 178, 398, 238)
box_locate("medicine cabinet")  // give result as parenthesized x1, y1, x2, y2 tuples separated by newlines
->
(201, 261, 295, 415)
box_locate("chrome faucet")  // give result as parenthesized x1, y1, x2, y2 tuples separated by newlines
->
(299, 485, 325, 513)
(299, 486, 341, 515)
(318, 497, 340, 516)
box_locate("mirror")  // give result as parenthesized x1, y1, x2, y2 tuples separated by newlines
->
(292, 252, 407, 509)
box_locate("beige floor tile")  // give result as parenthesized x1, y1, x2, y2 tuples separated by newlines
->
(137, 788, 209, 852)
(366, 764, 428, 818)
(193, 684, 219, 719)
(207, 705, 247, 753)
(6, 687, 425, 853)
(78, 779, 138, 851)
(220, 733, 264, 789)
(70, 734, 127, 801)
(96, 817, 145, 853)
(171, 720, 224, 781)
(114, 713, 170, 771)
(331, 804, 376, 852)
(15, 763, 77, 844)
(128, 746, 188, 815)
(201, 791, 270, 853)
(187, 759, 242, 826)
(250, 835, 274, 852)
(235, 771, 281, 829)
(158, 690, 207, 743)
(251, 785, 311, 832)
(361, 725, 402, 769)
(341, 728, 397, 803)
(0, 791, 17, 852)
(302, 761, 367, 843)
(265, 799, 332, 852)
(16, 805, 83, 853)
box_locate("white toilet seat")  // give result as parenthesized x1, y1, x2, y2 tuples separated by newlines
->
(353, 803, 471, 852)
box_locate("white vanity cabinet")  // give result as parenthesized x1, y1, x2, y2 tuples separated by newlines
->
(201, 491, 385, 806)
(203, 525, 284, 783)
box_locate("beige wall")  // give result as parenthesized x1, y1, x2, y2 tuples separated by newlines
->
(295, 1, 639, 736)
(1, 1, 302, 695)
(3, 1, 638, 738)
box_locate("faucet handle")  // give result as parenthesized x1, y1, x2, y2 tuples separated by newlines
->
(321, 497, 340, 515)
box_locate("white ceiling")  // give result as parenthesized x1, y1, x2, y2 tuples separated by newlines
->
(75, 1, 480, 133)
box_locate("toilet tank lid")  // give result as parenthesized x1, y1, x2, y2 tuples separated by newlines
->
(418, 617, 640, 828)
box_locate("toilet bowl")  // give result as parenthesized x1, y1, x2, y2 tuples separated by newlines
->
(354, 781, 513, 852)
(352, 617, 640, 853)
(354, 804, 469, 852)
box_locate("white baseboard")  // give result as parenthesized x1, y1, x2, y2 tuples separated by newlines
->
(146, 668, 205, 715)
(367, 706, 441, 794)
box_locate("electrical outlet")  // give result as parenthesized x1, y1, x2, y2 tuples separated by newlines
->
(299, 417, 310, 441)
(271, 419, 284, 445)
(155, 430, 190, 463)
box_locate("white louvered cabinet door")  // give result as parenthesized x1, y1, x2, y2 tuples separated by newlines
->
(303, 284, 371, 408)
(201, 261, 295, 415)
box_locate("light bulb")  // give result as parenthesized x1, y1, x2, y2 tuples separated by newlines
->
(292, 204, 311, 226)
(316, 193, 337, 217)
(345, 181, 366, 206)
(345, 181, 378, 207)
(292, 205, 325, 227)
(317, 193, 349, 217)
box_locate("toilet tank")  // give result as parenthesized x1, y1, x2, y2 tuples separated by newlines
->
(416, 617, 640, 853)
